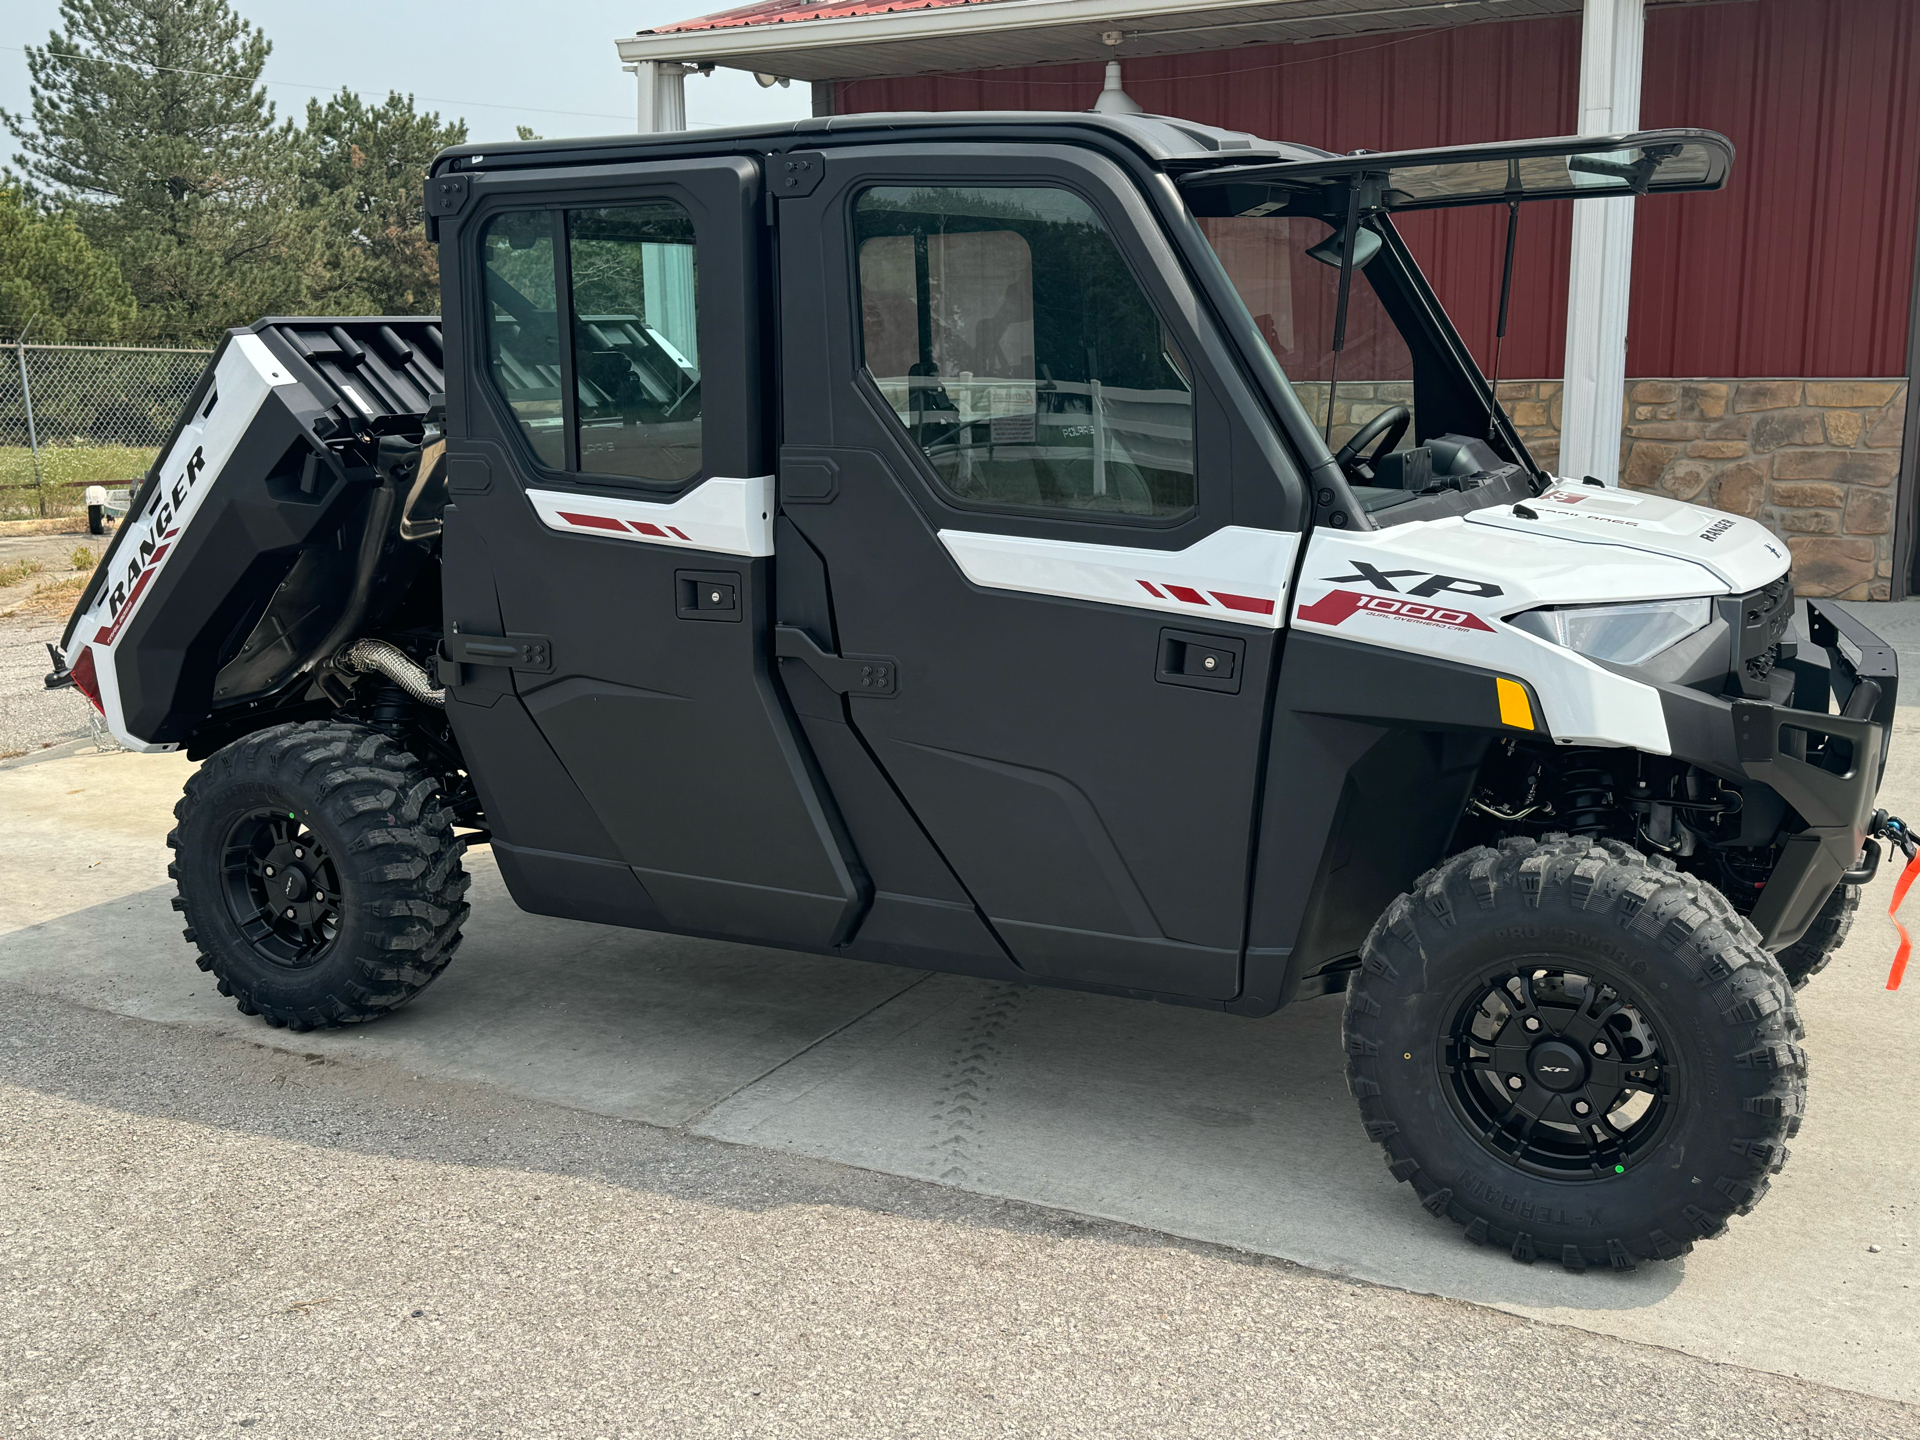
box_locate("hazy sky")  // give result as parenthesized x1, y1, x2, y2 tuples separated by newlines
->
(2, 0, 814, 149)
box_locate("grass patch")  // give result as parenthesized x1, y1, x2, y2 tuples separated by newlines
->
(0, 558, 47, 588)
(69, 544, 100, 571)
(0, 444, 157, 521)
(1, 571, 89, 620)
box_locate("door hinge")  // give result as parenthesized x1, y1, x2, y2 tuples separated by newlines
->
(774, 625, 896, 698)
(448, 630, 554, 673)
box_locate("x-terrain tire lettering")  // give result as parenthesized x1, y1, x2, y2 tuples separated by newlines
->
(168, 721, 470, 1031)
(1344, 835, 1804, 1271)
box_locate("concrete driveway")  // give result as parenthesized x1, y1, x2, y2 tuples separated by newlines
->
(1, 601, 1915, 1436)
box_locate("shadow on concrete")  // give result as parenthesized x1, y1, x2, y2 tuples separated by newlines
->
(0, 861, 1687, 1334)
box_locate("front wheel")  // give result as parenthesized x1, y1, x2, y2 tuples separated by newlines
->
(1773, 881, 1859, 988)
(168, 721, 470, 1031)
(1344, 835, 1804, 1271)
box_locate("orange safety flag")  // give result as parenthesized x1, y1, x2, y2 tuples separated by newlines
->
(1887, 849, 1920, 990)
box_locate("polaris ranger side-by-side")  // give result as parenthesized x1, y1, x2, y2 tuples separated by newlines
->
(52, 114, 1908, 1271)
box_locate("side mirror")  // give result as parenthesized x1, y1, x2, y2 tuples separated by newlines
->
(1307, 227, 1382, 269)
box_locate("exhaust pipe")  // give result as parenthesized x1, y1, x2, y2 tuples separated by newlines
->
(337, 637, 445, 707)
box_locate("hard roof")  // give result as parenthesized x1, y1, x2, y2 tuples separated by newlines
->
(432, 110, 1325, 174)
(652, 0, 996, 34)
(617, 0, 1593, 82)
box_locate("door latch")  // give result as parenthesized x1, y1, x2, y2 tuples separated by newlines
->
(1156, 628, 1244, 695)
(774, 625, 897, 698)
(676, 569, 741, 622)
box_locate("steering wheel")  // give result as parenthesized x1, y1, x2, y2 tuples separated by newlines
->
(1333, 404, 1412, 479)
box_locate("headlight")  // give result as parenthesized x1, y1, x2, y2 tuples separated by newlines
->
(1508, 597, 1712, 666)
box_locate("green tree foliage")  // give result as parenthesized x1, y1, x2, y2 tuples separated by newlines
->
(0, 184, 137, 340)
(2, 0, 314, 339)
(298, 90, 466, 315)
(5, 1, 468, 336)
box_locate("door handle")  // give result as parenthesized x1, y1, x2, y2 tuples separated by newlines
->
(1156, 628, 1244, 694)
(774, 625, 898, 698)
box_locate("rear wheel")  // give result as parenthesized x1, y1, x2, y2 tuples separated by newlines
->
(1773, 882, 1859, 989)
(1344, 835, 1804, 1271)
(169, 721, 470, 1031)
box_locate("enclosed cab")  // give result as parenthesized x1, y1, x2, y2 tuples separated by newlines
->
(56, 114, 1906, 1272)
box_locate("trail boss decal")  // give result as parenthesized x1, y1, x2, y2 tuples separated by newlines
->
(1296, 561, 1502, 633)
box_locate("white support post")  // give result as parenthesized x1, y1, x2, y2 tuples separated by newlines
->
(628, 60, 658, 133)
(1559, 0, 1644, 485)
(656, 63, 687, 132)
(626, 60, 690, 135)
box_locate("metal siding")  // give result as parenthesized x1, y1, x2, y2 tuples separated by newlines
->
(836, 0, 1917, 378)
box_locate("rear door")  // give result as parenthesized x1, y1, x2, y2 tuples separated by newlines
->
(773, 143, 1311, 1001)
(437, 156, 864, 947)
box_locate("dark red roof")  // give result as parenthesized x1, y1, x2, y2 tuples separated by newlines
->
(652, 0, 1015, 35)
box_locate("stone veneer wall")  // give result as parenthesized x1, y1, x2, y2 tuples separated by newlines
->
(1498, 378, 1907, 600)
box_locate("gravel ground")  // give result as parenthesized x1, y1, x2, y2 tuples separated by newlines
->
(0, 534, 110, 758)
(1, 987, 1914, 1441)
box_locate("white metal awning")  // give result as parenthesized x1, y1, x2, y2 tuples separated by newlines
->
(614, 0, 1605, 83)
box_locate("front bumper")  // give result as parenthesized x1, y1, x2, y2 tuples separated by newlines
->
(1655, 599, 1898, 950)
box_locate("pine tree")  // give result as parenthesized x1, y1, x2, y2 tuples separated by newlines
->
(0, 185, 137, 341)
(3, 0, 307, 339)
(299, 90, 467, 316)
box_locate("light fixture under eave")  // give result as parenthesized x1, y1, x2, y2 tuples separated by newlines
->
(754, 72, 791, 88)
(1090, 60, 1142, 115)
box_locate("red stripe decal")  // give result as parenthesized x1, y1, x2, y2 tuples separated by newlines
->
(1163, 584, 1207, 606)
(101, 567, 157, 646)
(558, 511, 626, 533)
(667, 526, 691, 540)
(1210, 591, 1275, 615)
(629, 521, 668, 537)
(1298, 588, 1494, 632)
(1137, 580, 1165, 598)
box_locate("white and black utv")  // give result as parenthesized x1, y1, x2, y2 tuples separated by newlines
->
(52, 115, 1907, 1272)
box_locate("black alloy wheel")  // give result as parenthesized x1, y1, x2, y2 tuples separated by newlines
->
(1344, 834, 1806, 1271)
(1443, 966, 1673, 1180)
(220, 810, 343, 967)
(170, 720, 470, 1031)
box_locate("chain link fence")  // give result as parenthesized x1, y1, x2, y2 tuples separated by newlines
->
(1, 342, 213, 522)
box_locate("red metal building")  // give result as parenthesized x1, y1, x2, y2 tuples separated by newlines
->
(620, 0, 1918, 597)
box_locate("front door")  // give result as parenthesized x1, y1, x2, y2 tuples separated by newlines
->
(774, 145, 1310, 1000)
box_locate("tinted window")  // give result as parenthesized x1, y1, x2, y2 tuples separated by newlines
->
(855, 186, 1195, 520)
(480, 211, 563, 469)
(569, 203, 702, 483)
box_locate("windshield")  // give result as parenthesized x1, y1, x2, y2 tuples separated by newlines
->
(1193, 212, 1524, 482)
(1198, 216, 1418, 456)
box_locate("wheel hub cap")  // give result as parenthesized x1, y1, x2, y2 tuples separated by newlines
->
(220, 812, 341, 968)
(1527, 1038, 1587, 1092)
(1443, 966, 1673, 1180)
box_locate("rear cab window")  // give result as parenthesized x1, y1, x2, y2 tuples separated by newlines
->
(479, 202, 704, 484)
